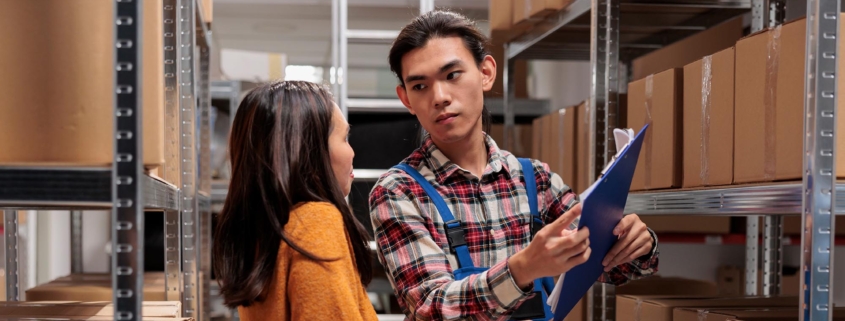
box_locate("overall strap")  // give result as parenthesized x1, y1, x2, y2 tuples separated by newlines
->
(392, 164, 475, 269)
(517, 158, 557, 297)
(517, 158, 544, 237)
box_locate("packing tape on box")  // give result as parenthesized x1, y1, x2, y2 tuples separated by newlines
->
(764, 25, 781, 180)
(701, 55, 713, 185)
(633, 298, 643, 321)
(644, 74, 654, 190)
(697, 309, 710, 321)
(525, 0, 532, 20)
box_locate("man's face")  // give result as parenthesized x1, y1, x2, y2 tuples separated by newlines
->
(396, 36, 496, 144)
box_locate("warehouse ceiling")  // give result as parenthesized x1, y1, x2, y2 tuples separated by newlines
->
(212, 0, 490, 68)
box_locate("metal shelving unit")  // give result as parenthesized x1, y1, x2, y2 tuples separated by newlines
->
(0, 1, 213, 320)
(503, 0, 838, 318)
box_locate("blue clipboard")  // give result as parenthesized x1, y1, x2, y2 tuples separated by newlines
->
(553, 124, 649, 321)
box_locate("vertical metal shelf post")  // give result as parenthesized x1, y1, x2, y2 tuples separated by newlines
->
(588, 0, 620, 316)
(745, 216, 760, 295)
(198, 38, 213, 321)
(800, 0, 839, 315)
(179, 0, 199, 318)
(71, 211, 84, 274)
(113, 0, 145, 319)
(331, 0, 339, 97)
(762, 216, 784, 296)
(4, 210, 19, 302)
(163, 0, 183, 304)
(339, 0, 348, 117)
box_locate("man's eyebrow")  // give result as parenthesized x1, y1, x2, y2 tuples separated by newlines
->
(439, 59, 463, 73)
(404, 74, 426, 84)
(403, 59, 465, 84)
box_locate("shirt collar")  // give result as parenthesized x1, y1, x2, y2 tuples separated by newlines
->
(420, 132, 510, 184)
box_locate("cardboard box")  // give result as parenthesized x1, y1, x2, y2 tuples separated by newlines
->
(529, 108, 577, 188)
(640, 216, 731, 234)
(487, 40, 529, 98)
(717, 265, 802, 297)
(783, 215, 845, 235)
(514, 0, 546, 28)
(0, 301, 181, 318)
(683, 47, 735, 188)
(616, 296, 799, 321)
(556, 108, 577, 189)
(735, 16, 845, 183)
(616, 276, 719, 297)
(489, 124, 534, 158)
(675, 307, 845, 321)
(631, 17, 744, 81)
(0, 0, 165, 168)
(562, 277, 717, 321)
(544, 0, 573, 12)
(490, 0, 513, 32)
(627, 68, 684, 191)
(201, 0, 212, 23)
(575, 101, 591, 194)
(26, 273, 167, 301)
(563, 297, 586, 321)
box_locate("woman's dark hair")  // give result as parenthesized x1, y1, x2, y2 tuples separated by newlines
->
(212, 81, 372, 308)
(389, 10, 492, 133)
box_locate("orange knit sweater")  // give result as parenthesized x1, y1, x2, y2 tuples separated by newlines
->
(238, 202, 379, 321)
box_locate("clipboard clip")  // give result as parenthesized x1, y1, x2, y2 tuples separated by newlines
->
(598, 128, 635, 179)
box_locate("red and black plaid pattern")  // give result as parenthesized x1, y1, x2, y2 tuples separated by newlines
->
(369, 133, 659, 321)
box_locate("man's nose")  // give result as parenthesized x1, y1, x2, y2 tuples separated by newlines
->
(432, 81, 451, 108)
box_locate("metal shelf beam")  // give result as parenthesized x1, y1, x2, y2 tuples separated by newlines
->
(507, 0, 752, 61)
(0, 168, 179, 211)
(347, 29, 400, 44)
(625, 183, 845, 215)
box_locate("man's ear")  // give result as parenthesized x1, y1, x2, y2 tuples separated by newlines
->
(396, 85, 415, 115)
(480, 55, 497, 91)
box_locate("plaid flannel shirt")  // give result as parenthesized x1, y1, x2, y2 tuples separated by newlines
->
(369, 133, 659, 321)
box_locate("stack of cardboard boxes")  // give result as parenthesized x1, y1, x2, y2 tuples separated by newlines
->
(489, 0, 574, 41)
(25, 273, 168, 302)
(625, 14, 845, 236)
(0, 0, 180, 186)
(0, 301, 190, 321)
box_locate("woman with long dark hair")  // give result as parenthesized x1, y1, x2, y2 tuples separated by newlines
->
(212, 81, 376, 321)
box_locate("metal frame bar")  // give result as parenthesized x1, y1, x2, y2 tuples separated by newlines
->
(179, 0, 199, 318)
(339, 0, 348, 117)
(113, 0, 145, 319)
(762, 215, 783, 296)
(71, 211, 83, 274)
(625, 183, 845, 215)
(198, 40, 213, 321)
(5, 210, 19, 301)
(800, 0, 839, 316)
(745, 216, 759, 295)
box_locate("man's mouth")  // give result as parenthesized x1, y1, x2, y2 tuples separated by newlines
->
(435, 113, 459, 123)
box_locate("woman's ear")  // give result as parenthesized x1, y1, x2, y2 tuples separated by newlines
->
(480, 55, 497, 91)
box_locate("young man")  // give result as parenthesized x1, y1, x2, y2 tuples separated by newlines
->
(369, 10, 659, 320)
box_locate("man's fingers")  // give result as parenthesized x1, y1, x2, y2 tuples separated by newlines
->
(608, 231, 652, 270)
(602, 226, 637, 266)
(613, 214, 638, 236)
(546, 227, 589, 257)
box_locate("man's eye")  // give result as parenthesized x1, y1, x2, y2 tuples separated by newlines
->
(447, 71, 462, 80)
(412, 84, 426, 91)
